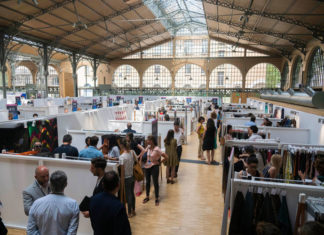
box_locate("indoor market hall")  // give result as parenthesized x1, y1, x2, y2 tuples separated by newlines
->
(0, 0, 324, 235)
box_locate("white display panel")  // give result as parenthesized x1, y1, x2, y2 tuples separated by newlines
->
(0, 154, 117, 235)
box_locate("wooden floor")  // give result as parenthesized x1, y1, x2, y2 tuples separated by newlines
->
(8, 133, 224, 235)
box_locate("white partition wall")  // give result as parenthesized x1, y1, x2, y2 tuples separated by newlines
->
(0, 154, 117, 235)
(228, 125, 310, 144)
(223, 117, 281, 127)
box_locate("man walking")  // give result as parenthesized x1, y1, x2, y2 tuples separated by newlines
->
(90, 171, 131, 235)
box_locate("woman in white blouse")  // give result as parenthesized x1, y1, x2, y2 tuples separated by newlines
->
(119, 139, 136, 217)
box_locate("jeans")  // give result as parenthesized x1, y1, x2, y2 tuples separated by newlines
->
(124, 177, 135, 213)
(145, 165, 159, 198)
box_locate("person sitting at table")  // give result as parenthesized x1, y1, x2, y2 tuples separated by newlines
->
(122, 123, 136, 134)
(245, 115, 256, 127)
(79, 136, 103, 160)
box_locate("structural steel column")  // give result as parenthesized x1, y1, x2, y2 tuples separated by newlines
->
(71, 52, 78, 97)
(0, 33, 7, 98)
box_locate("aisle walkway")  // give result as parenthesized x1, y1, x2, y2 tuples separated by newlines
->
(7, 133, 224, 235)
(130, 133, 224, 235)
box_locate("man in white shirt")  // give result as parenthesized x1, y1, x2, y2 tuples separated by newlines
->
(27, 170, 79, 235)
(248, 126, 262, 141)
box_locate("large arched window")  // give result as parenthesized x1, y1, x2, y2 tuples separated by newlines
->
(143, 65, 172, 88)
(77, 65, 95, 97)
(209, 64, 242, 88)
(175, 64, 206, 89)
(48, 66, 59, 87)
(15, 66, 33, 86)
(245, 63, 281, 89)
(113, 65, 139, 88)
(307, 47, 324, 88)
(291, 56, 303, 88)
(281, 62, 289, 89)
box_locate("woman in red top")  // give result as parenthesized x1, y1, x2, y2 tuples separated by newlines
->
(142, 135, 168, 206)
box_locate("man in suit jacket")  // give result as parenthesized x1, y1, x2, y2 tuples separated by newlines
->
(81, 157, 107, 218)
(22, 166, 50, 216)
(90, 171, 131, 235)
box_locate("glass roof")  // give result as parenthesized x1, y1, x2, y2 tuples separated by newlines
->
(144, 0, 207, 36)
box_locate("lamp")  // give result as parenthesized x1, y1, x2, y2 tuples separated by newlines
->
(124, 76, 127, 80)
(189, 76, 192, 81)
(155, 76, 159, 81)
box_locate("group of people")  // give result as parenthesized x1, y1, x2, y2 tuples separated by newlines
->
(23, 165, 131, 234)
(17, 119, 186, 234)
(196, 106, 222, 165)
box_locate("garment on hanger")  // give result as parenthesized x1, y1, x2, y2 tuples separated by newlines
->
(229, 189, 292, 235)
(278, 195, 292, 235)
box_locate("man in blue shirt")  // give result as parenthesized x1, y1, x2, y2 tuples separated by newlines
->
(79, 136, 103, 160)
(245, 116, 257, 127)
(27, 171, 79, 235)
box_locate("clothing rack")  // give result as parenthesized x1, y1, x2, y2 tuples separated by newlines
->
(227, 178, 324, 234)
(224, 139, 279, 148)
(221, 147, 234, 235)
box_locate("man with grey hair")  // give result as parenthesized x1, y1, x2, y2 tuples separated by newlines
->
(27, 171, 79, 235)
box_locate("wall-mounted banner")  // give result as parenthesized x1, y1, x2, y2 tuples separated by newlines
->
(7, 104, 18, 119)
(92, 99, 97, 109)
(108, 98, 113, 107)
(138, 96, 143, 104)
(15, 96, 21, 106)
(72, 100, 78, 112)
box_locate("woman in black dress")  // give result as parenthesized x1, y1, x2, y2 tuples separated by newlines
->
(202, 118, 217, 165)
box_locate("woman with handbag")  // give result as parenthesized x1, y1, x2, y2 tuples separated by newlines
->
(142, 135, 168, 206)
(118, 139, 136, 217)
(164, 130, 179, 184)
(196, 116, 206, 160)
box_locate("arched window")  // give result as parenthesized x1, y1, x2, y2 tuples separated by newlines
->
(209, 64, 242, 88)
(307, 47, 324, 88)
(281, 62, 289, 89)
(291, 56, 303, 88)
(175, 64, 206, 89)
(143, 65, 172, 88)
(77, 65, 95, 97)
(245, 63, 281, 89)
(48, 66, 59, 86)
(113, 65, 139, 88)
(15, 66, 33, 86)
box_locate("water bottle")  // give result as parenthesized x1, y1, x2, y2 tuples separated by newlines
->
(62, 153, 66, 159)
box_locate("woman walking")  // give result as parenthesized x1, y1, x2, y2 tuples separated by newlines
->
(196, 116, 205, 160)
(210, 112, 218, 161)
(164, 130, 179, 184)
(119, 139, 136, 217)
(142, 135, 168, 206)
(202, 118, 217, 165)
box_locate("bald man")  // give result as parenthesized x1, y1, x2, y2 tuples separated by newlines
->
(23, 166, 50, 216)
(122, 122, 136, 133)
